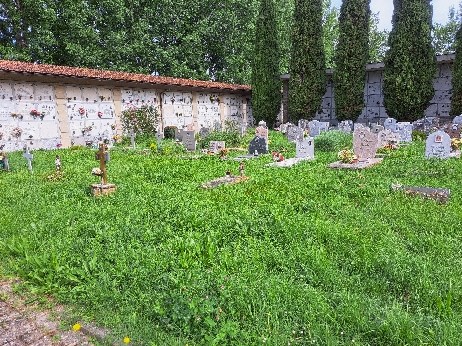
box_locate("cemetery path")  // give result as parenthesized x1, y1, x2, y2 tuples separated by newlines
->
(0, 279, 94, 346)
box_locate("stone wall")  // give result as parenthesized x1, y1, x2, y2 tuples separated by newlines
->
(282, 54, 456, 125)
(0, 78, 251, 151)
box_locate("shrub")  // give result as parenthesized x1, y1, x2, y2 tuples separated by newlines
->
(120, 105, 159, 136)
(314, 130, 353, 152)
(164, 126, 177, 139)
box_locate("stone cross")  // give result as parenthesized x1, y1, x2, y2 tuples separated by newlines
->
(130, 129, 136, 149)
(95, 142, 109, 184)
(22, 147, 33, 173)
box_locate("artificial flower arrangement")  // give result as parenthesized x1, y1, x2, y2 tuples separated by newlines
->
(98, 111, 103, 118)
(451, 138, 462, 152)
(11, 127, 22, 138)
(30, 109, 45, 119)
(78, 107, 86, 115)
(338, 148, 357, 163)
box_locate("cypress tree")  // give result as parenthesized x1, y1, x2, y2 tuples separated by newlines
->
(289, 0, 326, 121)
(383, 0, 436, 122)
(334, 0, 371, 121)
(450, 21, 462, 115)
(251, 0, 281, 127)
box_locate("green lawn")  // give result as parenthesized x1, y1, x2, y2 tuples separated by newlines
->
(1, 131, 462, 345)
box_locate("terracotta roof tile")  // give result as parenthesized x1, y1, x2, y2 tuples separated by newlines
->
(0, 60, 251, 92)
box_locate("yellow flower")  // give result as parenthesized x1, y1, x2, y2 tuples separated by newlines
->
(123, 336, 131, 344)
(72, 323, 81, 332)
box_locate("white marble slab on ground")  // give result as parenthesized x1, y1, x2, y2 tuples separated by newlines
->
(266, 157, 314, 168)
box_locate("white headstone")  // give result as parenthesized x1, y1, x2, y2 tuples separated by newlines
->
(425, 131, 451, 159)
(384, 118, 397, 132)
(296, 137, 314, 159)
(395, 122, 413, 142)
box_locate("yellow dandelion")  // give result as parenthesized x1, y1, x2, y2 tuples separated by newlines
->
(123, 336, 131, 344)
(72, 323, 81, 332)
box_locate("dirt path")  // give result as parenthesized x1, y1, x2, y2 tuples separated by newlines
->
(0, 279, 94, 346)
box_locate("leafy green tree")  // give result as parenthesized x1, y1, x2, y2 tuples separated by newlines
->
(251, 0, 281, 127)
(433, 5, 461, 55)
(450, 14, 462, 115)
(323, 0, 340, 68)
(383, 0, 436, 122)
(289, 0, 326, 121)
(334, 0, 370, 121)
(369, 12, 389, 62)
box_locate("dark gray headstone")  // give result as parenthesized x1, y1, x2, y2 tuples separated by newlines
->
(199, 127, 210, 138)
(425, 130, 451, 159)
(248, 136, 267, 155)
(182, 130, 196, 151)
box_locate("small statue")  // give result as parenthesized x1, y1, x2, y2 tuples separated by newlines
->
(239, 161, 245, 177)
(0, 151, 9, 171)
(55, 155, 61, 171)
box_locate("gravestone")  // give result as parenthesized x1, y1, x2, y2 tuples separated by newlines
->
(255, 121, 269, 151)
(286, 125, 304, 142)
(395, 122, 413, 142)
(353, 127, 378, 161)
(174, 128, 183, 141)
(298, 119, 310, 130)
(453, 115, 462, 124)
(370, 124, 384, 134)
(392, 184, 450, 204)
(209, 141, 225, 154)
(296, 138, 314, 159)
(199, 127, 210, 138)
(425, 130, 451, 159)
(248, 136, 267, 155)
(446, 123, 461, 139)
(240, 125, 247, 137)
(130, 130, 136, 149)
(308, 120, 329, 137)
(22, 147, 33, 173)
(182, 130, 196, 151)
(338, 120, 353, 133)
(377, 129, 400, 148)
(384, 118, 397, 132)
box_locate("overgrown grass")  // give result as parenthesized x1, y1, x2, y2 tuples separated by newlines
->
(1, 131, 462, 345)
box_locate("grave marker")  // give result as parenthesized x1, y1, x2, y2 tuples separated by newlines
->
(308, 120, 329, 137)
(130, 129, 136, 149)
(453, 115, 462, 124)
(248, 137, 267, 155)
(286, 125, 304, 142)
(384, 118, 397, 132)
(395, 122, 413, 142)
(91, 142, 116, 196)
(353, 127, 378, 161)
(22, 146, 33, 173)
(377, 129, 400, 148)
(209, 141, 225, 154)
(425, 130, 451, 159)
(182, 130, 196, 151)
(296, 138, 314, 159)
(338, 120, 353, 133)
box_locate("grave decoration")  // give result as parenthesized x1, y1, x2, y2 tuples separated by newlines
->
(329, 127, 382, 169)
(201, 164, 249, 189)
(90, 142, 116, 196)
(377, 129, 400, 150)
(370, 124, 384, 134)
(446, 123, 462, 139)
(391, 183, 450, 204)
(271, 151, 284, 162)
(55, 155, 61, 171)
(209, 141, 226, 155)
(425, 130, 451, 159)
(22, 146, 33, 173)
(0, 151, 10, 171)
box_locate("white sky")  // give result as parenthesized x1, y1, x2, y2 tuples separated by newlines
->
(330, 0, 460, 31)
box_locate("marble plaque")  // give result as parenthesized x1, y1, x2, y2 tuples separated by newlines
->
(353, 127, 378, 160)
(425, 130, 451, 159)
